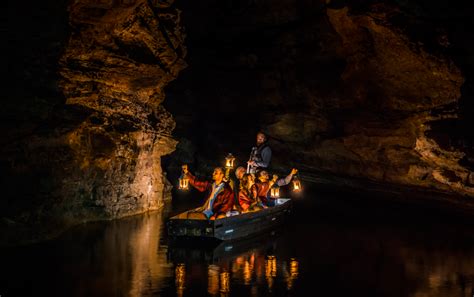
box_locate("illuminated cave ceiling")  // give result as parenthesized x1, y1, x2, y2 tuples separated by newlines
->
(1, 0, 473, 244)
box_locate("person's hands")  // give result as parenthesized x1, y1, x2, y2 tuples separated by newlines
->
(291, 168, 298, 175)
(272, 174, 278, 182)
(247, 160, 256, 166)
(182, 164, 188, 174)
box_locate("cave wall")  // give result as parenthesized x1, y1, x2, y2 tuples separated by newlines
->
(165, 0, 473, 197)
(2, 0, 186, 244)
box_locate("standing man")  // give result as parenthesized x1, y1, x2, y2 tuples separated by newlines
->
(247, 131, 272, 174)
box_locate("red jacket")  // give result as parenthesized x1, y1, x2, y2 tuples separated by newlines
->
(186, 172, 234, 216)
(251, 182, 272, 205)
(238, 190, 256, 211)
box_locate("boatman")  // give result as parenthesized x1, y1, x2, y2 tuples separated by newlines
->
(247, 131, 272, 174)
(182, 164, 234, 219)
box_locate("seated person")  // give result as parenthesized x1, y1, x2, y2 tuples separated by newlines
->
(238, 173, 262, 212)
(251, 170, 279, 207)
(182, 164, 234, 219)
(253, 168, 299, 206)
(227, 166, 245, 191)
(230, 166, 246, 211)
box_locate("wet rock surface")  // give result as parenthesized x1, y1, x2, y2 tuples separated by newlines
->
(2, 0, 185, 245)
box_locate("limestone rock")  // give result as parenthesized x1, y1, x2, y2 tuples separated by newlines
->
(1, 0, 186, 245)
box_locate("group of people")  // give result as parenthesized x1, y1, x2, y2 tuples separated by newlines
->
(181, 132, 299, 220)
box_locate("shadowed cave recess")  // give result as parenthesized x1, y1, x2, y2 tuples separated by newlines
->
(2, 0, 474, 244)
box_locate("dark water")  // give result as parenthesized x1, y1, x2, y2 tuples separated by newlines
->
(2, 185, 474, 297)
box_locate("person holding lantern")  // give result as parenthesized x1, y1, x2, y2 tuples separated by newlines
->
(251, 170, 279, 207)
(247, 131, 272, 174)
(238, 173, 263, 212)
(228, 166, 245, 192)
(253, 168, 300, 207)
(227, 166, 246, 211)
(181, 164, 234, 219)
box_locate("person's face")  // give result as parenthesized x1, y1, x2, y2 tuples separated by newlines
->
(256, 133, 265, 145)
(259, 171, 269, 182)
(236, 168, 245, 180)
(247, 175, 254, 187)
(213, 169, 224, 181)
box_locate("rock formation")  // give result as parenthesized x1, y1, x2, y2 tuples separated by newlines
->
(2, 0, 186, 244)
(165, 0, 473, 199)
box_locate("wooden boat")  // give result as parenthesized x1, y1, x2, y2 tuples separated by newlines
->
(167, 198, 292, 241)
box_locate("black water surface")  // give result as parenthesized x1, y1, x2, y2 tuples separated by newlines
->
(1, 184, 473, 297)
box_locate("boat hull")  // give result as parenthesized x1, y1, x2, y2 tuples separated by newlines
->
(167, 198, 292, 241)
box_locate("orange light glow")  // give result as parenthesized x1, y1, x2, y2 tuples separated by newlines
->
(292, 176, 301, 192)
(178, 176, 189, 190)
(265, 255, 277, 291)
(175, 263, 186, 296)
(287, 258, 299, 290)
(225, 153, 236, 169)
(220, 271, 230, 293)
(208, 265, 220, 295)
(270, 187, 280, 198)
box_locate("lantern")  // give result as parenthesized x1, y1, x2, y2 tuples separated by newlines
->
(292, 176, 301, 192)
(270, 186, 280, 198)
(178, 175, 189, 190)
(225, 153, 236, 169)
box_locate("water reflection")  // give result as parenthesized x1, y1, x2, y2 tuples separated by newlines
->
(167, 230, 301, 296)
(175, 263, 185, 297)
(265, 255, 277, 291)
(1, 195, 473, 297)
(285, 258, 299, 290)
(220, 270, 230, 294)
(208, 264, 220, 295)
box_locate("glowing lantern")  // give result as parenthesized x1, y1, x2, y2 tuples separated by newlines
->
(270, 187, 280, 198)
(292, 176, 301, 192)
(178, 175, 189, 190)
(225, 153, 236, 169)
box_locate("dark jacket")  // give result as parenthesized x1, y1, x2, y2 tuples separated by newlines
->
(250, 143, 272, 170)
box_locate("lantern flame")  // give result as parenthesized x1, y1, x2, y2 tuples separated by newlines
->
(179, 176, 189, 190)
(270, 187, 280, 198)
(292, 176, 301, 192)
(225, 153, 236, 169)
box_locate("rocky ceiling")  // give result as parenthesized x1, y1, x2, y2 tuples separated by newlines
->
(2, 0, 473, 244)
(164, 0, 474, 198)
